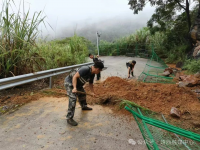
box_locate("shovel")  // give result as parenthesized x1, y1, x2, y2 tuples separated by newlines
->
(76, 91, 94, 96)
(76, 90, 100, 98)
(76, 90, 111, 104)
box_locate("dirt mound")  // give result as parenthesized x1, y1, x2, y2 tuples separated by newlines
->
(85, 76, 200, 132)
(86, 77, 200, 114)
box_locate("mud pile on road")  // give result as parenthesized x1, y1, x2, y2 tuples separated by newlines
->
(85, 76, 200, 131)
(86, 76, 199, 114)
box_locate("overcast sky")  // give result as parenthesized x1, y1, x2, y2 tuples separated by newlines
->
(5, 0, 155, 39)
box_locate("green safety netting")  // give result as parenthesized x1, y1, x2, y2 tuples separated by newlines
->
(99, 43, 174, 84)
(138, 48, 175, 84)
(125, 105, 200, 150)
(99, 43, 151, 58)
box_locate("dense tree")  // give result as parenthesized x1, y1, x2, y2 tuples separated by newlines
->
(128, 0, 199, 32)
(147, 2, 199, 41)
(147, 2, 177, 33)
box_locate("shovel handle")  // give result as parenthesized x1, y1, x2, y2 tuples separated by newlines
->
(76, 91, 93, 97)
(76, 91, 101, 99)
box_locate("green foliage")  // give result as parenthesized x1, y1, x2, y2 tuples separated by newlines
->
(99, 28, 151, 56)
(128, 0, 198, 14)
(98, 25, 190, 64)
(55, 36, 96, 57)
(127, 27, 150, 44)
(119, 99, 150, 111)
(0, 1, 90, 78)
(99, 40, 116, 56)
(0, 0, 45, 77)
(147, 1, 176, 34)
(182, 59, 200, 73)
(33, 35, 88, 70)
(147, 2, 199, 58)
(148, 32, 167, 57)
(165, 44, 189, 63)
(128, 0, 199, 32)
(129, 0, 199, 64)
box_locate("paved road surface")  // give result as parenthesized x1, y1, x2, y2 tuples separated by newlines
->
(94, 56, 147, 80)
(0, 56, 148, 150)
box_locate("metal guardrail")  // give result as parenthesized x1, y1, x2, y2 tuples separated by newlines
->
(0, 62, 94, 91)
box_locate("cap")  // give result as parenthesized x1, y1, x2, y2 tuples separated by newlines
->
(94, 61, 104, 70)
(132, 60, 136, 64)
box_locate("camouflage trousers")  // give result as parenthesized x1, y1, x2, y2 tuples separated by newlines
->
(64, 82, 87, 119)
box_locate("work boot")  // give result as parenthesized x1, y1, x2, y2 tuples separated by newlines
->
(67, 118, 78, 126)
(82, 106, 93, 110)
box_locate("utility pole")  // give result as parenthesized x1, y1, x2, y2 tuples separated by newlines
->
(23, 0, 25, 21)
(96, 31, 101, 55)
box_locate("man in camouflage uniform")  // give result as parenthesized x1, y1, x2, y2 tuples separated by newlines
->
(126, 60, 136, 78)
(64, 61, 104, 126)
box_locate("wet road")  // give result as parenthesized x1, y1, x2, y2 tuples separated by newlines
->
(99, 56, 147, 80)
(0, 56, 148, 150)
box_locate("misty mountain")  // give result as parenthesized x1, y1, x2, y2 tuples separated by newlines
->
(57, 16, 148, 44)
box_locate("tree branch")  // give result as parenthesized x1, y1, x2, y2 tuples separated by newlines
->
(174, 0, 186, 10)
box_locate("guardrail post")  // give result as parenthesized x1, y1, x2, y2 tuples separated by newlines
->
(49, 77, 53, 88)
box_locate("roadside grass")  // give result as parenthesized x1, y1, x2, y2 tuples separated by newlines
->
(0, 0, 90, 78)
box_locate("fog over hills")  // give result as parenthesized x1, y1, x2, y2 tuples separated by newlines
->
(3, 0, 155, 43)
(56, 16, 148, 43)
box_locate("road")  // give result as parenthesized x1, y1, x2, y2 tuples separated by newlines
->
(99, 56, 147, 80)
(0, 56, 148, 150)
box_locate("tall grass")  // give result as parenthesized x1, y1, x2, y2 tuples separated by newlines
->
(148, 32, 168, 57)
(34, 35, 88, 70)
(0, 0, 45, 77)
(99, 27, 153, 56)
(0, 1, 89, 78)
(127, 27, 150, 44)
